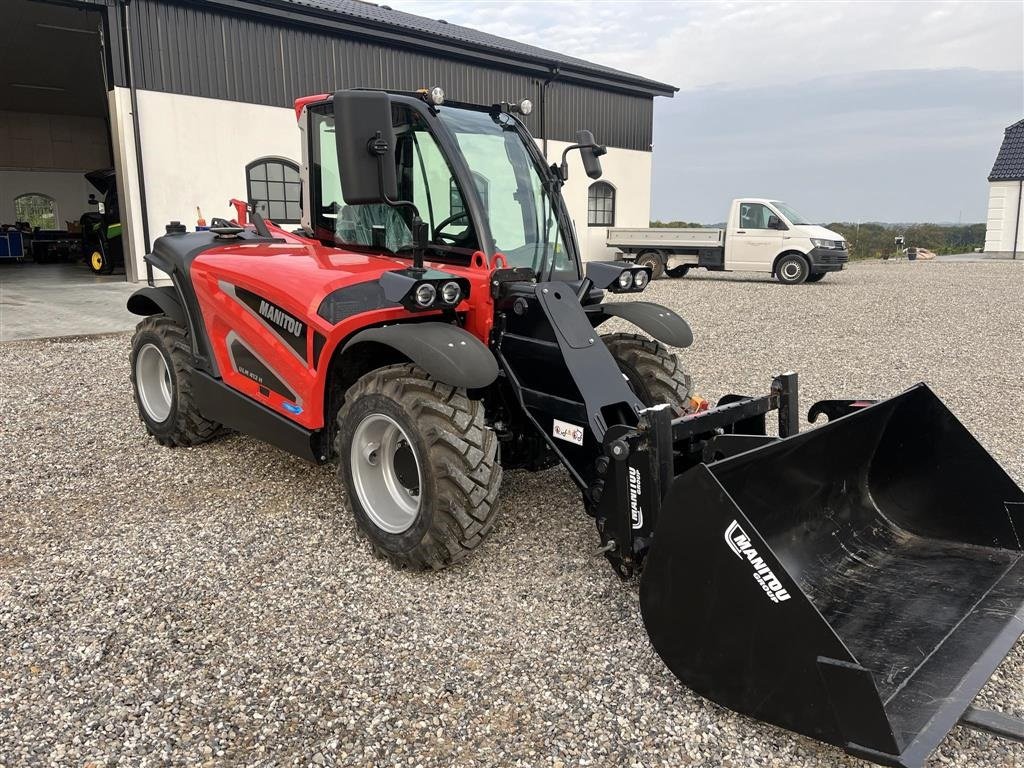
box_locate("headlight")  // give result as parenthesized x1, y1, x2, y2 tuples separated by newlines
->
(617, 271, 633, 290)
(811, 238, 835, 249)
(414, 283, 437, 307)
(429, 86, 445, 106)
(519, 99, 533, 115)
(440, 281, 461, 304)
(632, 269, 649, 290)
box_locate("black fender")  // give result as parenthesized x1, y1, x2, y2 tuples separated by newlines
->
(588, 301, 693, 348)
(342, 322, 499, 390)
(126, 285, 187, 328)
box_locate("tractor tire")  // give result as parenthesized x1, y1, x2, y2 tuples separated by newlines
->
(602, 333, 694, 415)
(635, 251, 665, 280)
(88, 248, 107, 274)
(129, 315, 224, 446)
(775, 253, 810, 284)
(335, 364, 502, 570)
(806, 272, 827, 283)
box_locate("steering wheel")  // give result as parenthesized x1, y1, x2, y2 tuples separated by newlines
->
(431, 211, 471, 243)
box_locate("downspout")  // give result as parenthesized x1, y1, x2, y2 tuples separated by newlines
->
(540, 66, 560, 159)
(1013, 179, 1022, 260)
(121, 0, 154, 285)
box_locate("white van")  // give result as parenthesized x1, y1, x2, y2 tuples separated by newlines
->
(607, 198, 848, 284)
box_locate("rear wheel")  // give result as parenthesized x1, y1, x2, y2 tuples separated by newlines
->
(130, 316, 223, 446)
(335, 364, 502, 570)
(806, 272, 827, 283)
(602, 333, 694, 415)
(775, 253, 809, 285)
(635, 251, 665, 280)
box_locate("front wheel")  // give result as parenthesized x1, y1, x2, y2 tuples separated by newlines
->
(335, 364, 502, 570)
(806, 272, 827, 283)
(88, 247, 107, 274)
(775, 253, 810, 285)
(602, 333, 694, 415)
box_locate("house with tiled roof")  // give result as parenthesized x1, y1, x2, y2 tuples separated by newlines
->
(984, 118, 1024, 256)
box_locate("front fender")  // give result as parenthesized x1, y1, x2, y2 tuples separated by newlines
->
(588, 301, 693, 348)
(126, 285, 187, 328)
(342, 322, 499, 390)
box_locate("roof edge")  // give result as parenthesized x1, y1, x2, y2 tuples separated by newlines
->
(189, 0, 678, 97)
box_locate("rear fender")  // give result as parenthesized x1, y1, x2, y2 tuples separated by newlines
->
(589, 301, 693, 348)
(127, 285, 187, 329)
(341, 322, 498, 390)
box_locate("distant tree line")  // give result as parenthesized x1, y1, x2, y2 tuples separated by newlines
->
(649, 219, 985, 260)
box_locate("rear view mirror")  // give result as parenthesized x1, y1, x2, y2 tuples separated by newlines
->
(332, 90, 398, 205)
(559, 130, 607, 181)
(575, 130, 606, 180)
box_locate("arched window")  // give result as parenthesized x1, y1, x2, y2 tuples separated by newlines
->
(588, 182, 615, 227)
(246, 157, 301, 223)
(14, 193, 58, 230)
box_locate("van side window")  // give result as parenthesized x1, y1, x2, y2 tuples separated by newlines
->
(739, 203, 772, 230)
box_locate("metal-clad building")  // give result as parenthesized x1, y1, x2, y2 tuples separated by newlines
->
(1, 0, 675, 281)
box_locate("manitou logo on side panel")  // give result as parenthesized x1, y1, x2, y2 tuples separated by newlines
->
(724, 520, 791, 604)
(258, 300, 303, 337)
(628, 466, 643, 530)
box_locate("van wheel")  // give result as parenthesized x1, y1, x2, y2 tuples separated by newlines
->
(806, 272, 827, 283)
(776, 253, 809, 284)
(635, 251, 665, 280)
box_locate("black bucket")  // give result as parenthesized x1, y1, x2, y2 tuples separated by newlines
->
(640, 384, 1024, 768)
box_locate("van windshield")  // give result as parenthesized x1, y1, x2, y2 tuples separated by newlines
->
(770, 201, 811, 226)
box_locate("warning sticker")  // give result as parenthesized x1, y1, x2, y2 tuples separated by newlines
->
(552, 419, 585, 446)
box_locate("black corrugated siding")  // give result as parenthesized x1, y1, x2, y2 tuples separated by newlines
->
(125, 0, 653, 150)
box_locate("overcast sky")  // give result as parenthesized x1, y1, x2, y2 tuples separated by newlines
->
(389, 0, 1024, 223)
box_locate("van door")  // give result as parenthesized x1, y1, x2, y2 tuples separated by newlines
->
(726, 202, 785, 272)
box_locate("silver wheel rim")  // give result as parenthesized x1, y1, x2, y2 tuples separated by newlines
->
(781, 261, 802, 280)
(350, 413, 422, 534)
(136, 343, 173, 423)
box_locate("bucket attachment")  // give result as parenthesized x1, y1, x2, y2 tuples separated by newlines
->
(640, 384, 1024, 768)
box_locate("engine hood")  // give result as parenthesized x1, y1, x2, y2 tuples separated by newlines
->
(793, 224, 845, 242)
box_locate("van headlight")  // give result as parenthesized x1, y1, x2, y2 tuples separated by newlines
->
(811, 238, 836, 249)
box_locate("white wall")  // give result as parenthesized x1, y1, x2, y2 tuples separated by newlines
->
(112, 89, 653, 280)
(543, 139, 653, 262)
(984, 180, 1024, 254)
(0, 169, 95, 226)
(112, 88, 302, 280)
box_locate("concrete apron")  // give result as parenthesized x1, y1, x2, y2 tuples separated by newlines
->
(0, 263, 145, 342)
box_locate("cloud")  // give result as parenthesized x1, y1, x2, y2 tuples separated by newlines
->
(390, 0, 1022, 88)
(388, 1, 1024, 221)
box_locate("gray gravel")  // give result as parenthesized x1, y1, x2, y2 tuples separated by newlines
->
(1, 259, 1022, 767)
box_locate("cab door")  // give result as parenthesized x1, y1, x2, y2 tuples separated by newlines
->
(726, 202, 785, 272)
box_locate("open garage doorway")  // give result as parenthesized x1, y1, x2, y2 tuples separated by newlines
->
(1, 0, 125, 281)
(0, 0, 141, 340)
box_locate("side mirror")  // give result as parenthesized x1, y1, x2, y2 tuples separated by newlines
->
(559, 130, 607, 181)
(332, 90, 398, 205)
(767, 214, 786, 230)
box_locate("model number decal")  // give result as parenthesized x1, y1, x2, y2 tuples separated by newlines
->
(725, 520, 791, 604)
(628, 466, 643, 530)
(552, 419, 584, 446)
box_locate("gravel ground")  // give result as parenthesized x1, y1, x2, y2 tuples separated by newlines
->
(1, 259, 1022, 768)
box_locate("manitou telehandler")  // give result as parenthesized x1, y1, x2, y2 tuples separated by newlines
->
(126, 87, 1024, 767)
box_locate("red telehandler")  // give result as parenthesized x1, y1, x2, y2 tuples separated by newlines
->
(126, 87, 1024, 766)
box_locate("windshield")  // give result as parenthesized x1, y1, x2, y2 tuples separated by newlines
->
(437, 107, 574, 274)
(770, 201, 811, 226)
